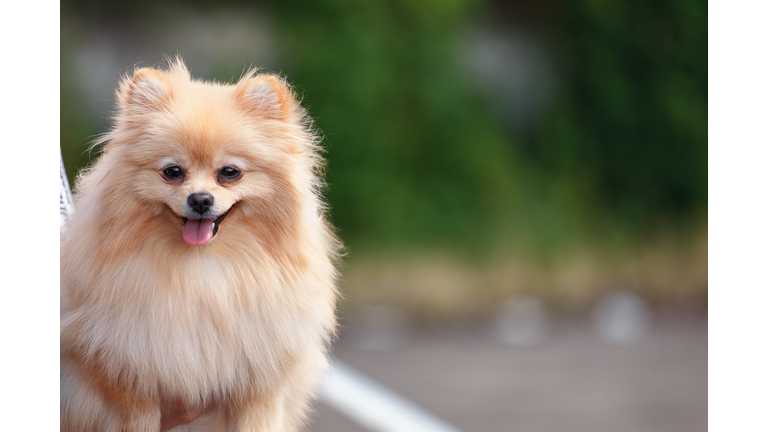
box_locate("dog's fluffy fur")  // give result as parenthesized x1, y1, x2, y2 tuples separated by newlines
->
(60, 59, 340, 431)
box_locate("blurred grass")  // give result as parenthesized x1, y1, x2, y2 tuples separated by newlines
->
(60, 0, 707, 316)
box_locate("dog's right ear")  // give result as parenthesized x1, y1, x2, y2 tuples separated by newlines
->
(236, 74, 297, 121)
(117, 68, 172, 112)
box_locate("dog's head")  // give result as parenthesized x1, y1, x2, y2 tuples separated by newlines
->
(96, 59, 318, 248)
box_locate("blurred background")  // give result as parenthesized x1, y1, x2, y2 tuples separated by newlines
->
(61, 0, 707, 430)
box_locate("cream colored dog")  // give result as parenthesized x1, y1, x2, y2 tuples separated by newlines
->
(60, 58, 340, 431)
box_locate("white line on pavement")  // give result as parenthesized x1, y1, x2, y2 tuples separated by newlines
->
(319, 359, 465, 432)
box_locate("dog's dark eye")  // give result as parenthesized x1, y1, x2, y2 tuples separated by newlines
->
(220, 167, 241, 180)
(163, 166, 183, 179)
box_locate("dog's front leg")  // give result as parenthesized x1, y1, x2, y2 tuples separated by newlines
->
(225, 391, 288, 432)
(61, 360, 161, 432)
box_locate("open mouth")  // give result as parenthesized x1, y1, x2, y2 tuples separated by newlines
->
(180, 205, 234, 246)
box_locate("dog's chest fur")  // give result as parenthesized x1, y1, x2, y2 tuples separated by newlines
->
(61, 250, 326, 402)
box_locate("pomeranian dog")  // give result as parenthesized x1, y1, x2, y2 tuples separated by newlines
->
(60, 58, 341, 432)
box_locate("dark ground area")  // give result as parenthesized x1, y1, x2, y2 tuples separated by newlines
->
(309, 313, 707, 432)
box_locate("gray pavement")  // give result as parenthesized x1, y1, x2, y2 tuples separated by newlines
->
(308, 313, 707, 432)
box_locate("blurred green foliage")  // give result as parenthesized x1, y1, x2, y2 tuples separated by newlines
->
(530, 0, 707, 232)
(60, 0, 706, 256)
(267, 0, 521, 253)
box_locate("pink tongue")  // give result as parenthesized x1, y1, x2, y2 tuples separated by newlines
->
(182, 218, 215, 246)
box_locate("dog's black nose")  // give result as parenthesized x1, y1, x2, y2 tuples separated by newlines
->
(187, 193, 214, 215)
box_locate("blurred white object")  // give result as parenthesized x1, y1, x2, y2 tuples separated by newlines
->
(60, 148, 73, 227)
(495, 297, 549, 346)
(346, 304, 412, 351)
(320, 359, 465, 432)
(592, 290, 651, 345)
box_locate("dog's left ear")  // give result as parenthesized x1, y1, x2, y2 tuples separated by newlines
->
(236, 75, 297, 121)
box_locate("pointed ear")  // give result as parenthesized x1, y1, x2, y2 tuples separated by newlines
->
(236, 75, 297, 120)
(118, 68, 172, 112)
